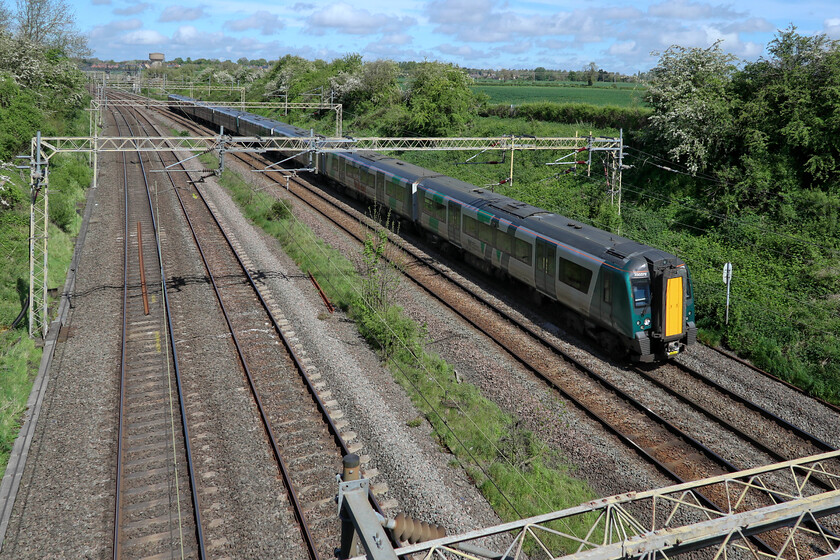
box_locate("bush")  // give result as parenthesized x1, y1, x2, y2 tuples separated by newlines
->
(48, 155, 90, 232)
(267, 199, 293, 221)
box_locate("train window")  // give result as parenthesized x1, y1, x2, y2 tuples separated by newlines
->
(478, 221, 494, 244)
(631, 280, 651, 308)
(558, 257, 593, 293)
(463, 215, 478, 237)
(603, 273, 612, 303)
(514, 238, 532, 265)
(497, 230, 512, 254)
(386, 179, 401, 199)
(423, 197, 446, 222)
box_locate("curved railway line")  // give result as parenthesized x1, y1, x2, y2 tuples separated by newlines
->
(123, 92, 839, 555)
(106, 94, 396, 558)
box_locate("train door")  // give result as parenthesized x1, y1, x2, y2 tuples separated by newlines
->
(658, 267, 686, 340)
(447, 203, 461, 247)
(598, 270, 613, 327)
(535, 238, 556, 295)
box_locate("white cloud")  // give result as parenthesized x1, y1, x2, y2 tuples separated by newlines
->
(172, 25, 224, 46)
(723, 17, 774, 33)
(114, 2, 150, 15)
(601, 7, 643, 21)
(825, 18, 840, 39)
(122, 29, 167, 44)
(307, 3, 416, 35)
(159, 6, 206, 22)
(380, 33, 412, 46)
(503, 41, 533, 55)
(225, 11, 284, 35)
(608, 40, 639, 57)
(648, 0, 744, 20)
(90, 18, 142, 40)
(437, 43, 489, 58)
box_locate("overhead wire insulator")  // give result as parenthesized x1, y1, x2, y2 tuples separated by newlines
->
(391, 512, 446, 544)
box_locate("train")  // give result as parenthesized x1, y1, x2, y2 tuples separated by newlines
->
(168, 94, 697, 361)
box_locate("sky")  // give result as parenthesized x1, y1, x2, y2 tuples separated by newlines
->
(72, 0, 840, 72)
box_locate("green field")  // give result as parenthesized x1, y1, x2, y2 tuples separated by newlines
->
(472, 84, 647, 107)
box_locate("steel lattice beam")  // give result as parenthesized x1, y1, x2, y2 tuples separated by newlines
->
(92, 99, 341, 111)
(36, 135, 619, 158)
(28, 133, 50, 338)
(342, 451, 840, 560)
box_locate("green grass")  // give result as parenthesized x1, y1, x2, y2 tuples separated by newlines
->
(0, 165, 88, 476)
(472, 84, 647, 107)
(214, 164, 602, 552)
(1, 147, 91, 477)
(0, 333, 40, 468)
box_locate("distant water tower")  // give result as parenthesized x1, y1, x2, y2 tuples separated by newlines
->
(149, 52, 165, 67)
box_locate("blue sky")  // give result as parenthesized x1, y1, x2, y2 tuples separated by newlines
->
(73, 0, 840, 72)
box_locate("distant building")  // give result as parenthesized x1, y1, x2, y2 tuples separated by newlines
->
(149, 53, 165, 68)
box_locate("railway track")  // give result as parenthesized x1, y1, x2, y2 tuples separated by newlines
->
(111, 99, 204, 558)
(110, 92, 400, 558)
(152, 97, 840, 554)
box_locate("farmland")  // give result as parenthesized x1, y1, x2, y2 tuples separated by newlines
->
(472, 83, 648, 107)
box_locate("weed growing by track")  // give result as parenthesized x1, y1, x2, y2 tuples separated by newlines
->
(214, 166, 601, 551)
(0, 333, 38, 467)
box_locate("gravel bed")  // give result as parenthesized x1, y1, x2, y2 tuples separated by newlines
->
(677, 346, 840, 449)
(152, 158, 308, 559)
(147, 107, 504, 544)
(190, 155, 503, 537)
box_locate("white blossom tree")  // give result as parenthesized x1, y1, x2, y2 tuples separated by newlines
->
(12, 0, 88, 56)
(0, 1, 11, 32)
(646, 42, 738, 175)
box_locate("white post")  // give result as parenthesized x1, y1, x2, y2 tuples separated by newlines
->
(723, 262, 733, 325)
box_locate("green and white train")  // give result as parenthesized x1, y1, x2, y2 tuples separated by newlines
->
(171, 94, 697, 361)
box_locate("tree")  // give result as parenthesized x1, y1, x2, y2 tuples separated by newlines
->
(645, 41, 737, 175)
(586, 62, 596, 86)
(0, 1, 11, 31)
(733, 27, 840, 190)
(404, 62, 478, 136)
(12, 0, 88, 56)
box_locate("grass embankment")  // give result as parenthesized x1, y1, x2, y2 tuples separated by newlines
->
(0, 108, 93, 472)
(213, 165, 600, 550)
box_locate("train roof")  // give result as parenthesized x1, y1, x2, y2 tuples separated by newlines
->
(334, 151, 445, 183)
(418, 174, 676, 268)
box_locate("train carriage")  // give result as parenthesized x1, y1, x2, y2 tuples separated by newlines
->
(168, 94, 697, 361)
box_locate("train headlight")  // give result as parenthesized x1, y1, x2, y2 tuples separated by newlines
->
(643, 318, 651, 327)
